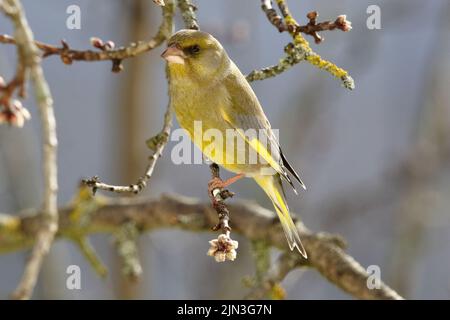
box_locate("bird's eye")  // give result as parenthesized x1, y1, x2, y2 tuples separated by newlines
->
(187, 44, 200, 54)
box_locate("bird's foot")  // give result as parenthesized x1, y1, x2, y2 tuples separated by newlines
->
(207, 173, 243, 200)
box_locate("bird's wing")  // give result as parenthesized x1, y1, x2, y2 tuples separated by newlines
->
(220, 64, 305, 191)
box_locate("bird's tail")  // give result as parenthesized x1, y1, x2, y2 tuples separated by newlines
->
(254, 174, 307, 258)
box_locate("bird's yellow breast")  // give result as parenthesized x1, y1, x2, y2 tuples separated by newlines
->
(171, 80, 227, 161)
(168, 64, 271, 175)
(170, 79, 252, 173)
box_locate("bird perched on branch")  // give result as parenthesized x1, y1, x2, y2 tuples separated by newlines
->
(162, 29, 307, 258)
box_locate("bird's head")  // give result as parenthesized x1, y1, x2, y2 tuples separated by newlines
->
(161, 29, 230, 83)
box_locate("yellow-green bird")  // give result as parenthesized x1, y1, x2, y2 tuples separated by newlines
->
(162, 29, 307, 258)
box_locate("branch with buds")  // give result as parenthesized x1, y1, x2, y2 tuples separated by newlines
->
(0, 87, 31, 127)
(206, 164, 239, 262)
(293, 11, 353, 44)
(261, 0, 352, 40)
(0, 1, 174, 72)
(251, 0, 354, 90)
(82, 106, 173, 194)
(0, 44, 30, 127)
(1, 0, 58, 300)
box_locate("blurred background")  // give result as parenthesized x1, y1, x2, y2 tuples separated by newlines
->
(0, 0, 449, 299)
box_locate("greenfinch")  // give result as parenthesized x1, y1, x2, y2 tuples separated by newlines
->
(162, 29, 307, 258)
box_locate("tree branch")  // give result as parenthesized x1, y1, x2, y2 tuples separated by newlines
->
(246, 42, 308, 82)
(248, 0, 354, 90)
(260, 0, 352, 40)
(0, 191, 403, 300)
(296, 11, 352, 44)
(177, 0, 199, 31)
(261, 0, 287, 32)
(1, 0, 58, 300)
(0, 0, 175, 72)
(206, 163, 239, 262)
(82, 105, 173, 194)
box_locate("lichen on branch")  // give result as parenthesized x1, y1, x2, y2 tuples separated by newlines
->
(248, 0, 354, 90)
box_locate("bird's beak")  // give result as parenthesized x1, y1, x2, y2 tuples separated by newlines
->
(161, 44, 186, 65)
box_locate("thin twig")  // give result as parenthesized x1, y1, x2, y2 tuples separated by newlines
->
(249, 0, 354, 90)
(296, 11, 352, 44)
(81, 1, 175, 194)
(1, 0, 58, 300)
(74, 237, 108, 277)
(83, 105, 173, 194)
(206, 164, 239, 262)
(0, 36, 30, 126)
(0, 1, 175, 72)
(278, 0, 354, 89)
(177, 0, 199, 30)
(208, 163, 234, 235)
(261, 0, 286, 32)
